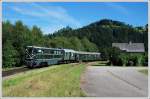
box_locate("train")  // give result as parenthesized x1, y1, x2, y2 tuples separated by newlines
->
(25, 46, 101, 68)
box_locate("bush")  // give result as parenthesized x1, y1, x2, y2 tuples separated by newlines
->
(108, 47, 124, 66)
(125, 55, 138, 66)
(141, 53, 148, 66)
(109, 51, 147, 66)
(117, 58, 123, 66)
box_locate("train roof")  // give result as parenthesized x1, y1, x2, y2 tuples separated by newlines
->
(76, 51, 100, 55)
(26, 46, 76, 52)
(62, 49, 76, 53)
(26, 46, 62, 50)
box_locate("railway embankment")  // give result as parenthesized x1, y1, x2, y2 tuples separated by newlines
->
(3, 63, 87, 97)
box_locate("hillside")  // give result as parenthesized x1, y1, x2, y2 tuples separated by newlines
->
(50, 19, 148, 51)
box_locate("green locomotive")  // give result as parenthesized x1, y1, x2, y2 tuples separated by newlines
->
(25, 46, 101, 68)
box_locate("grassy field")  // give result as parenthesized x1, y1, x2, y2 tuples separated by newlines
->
(3, 63, 86, 97)
(138, 69, 148, 75)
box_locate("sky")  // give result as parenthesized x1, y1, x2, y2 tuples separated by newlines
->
(3, 2, 148, 34)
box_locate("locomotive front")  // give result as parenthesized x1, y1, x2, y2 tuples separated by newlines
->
(25, 46, 35, 67)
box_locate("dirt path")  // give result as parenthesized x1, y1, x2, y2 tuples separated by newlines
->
(81, 66, 148, 97)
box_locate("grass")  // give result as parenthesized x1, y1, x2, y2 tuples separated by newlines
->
(3, 63, 86, 97)
(138, 69, 148, 75)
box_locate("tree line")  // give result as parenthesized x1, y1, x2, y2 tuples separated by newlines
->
(2, 21, 98, 68)
(2, 19, 148, 68)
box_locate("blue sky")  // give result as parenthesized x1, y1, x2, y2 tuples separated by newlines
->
(3, 2, 148, 34)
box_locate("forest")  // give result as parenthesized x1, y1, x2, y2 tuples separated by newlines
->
(2, 19, 148, 68)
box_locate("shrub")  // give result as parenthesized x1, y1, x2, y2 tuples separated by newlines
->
(108, 47, 121, 65)
(141, 53, 148, 66)
(117, 58, 123, 66)
(109, 51, 147, 66)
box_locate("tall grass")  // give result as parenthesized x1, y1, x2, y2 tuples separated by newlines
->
(3, 64, 86, 97)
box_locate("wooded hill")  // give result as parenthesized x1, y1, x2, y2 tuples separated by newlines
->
(2, 19, 148, 68)
(50, 19, 148, 51)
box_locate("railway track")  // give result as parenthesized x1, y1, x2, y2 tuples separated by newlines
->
(2, 63, 84, 77)
(2, 67, 30, 77)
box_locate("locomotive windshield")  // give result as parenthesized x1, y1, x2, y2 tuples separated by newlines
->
(25, 47, 34, 59)
(33, 48, 43, 54)
(27, 48, 33, 54)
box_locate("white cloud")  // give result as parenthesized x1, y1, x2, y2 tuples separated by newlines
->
(41, 24, 65, 34)
(10, 3, 81, 30)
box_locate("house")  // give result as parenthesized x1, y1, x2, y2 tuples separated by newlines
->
(112, 41, 145, 53)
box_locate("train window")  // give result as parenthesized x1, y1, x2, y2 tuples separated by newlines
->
(27, 48, 33, 54)
(50, 50, 54, 54)
(55, 55, 58, 58)
(47, 55, 52, 59)
(45, 55, 52, 59)
(45, 55, 48, 59)
(35, 54, 41, 59)
(43, 49, 49, 53)
(53, 55, 57, 58)
(41, 55, 45, 59)
(43, 55, 48, 59)
(54, 55, 62, 58)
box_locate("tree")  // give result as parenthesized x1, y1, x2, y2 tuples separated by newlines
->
(81, 37, 98, 52)
(31, 25, 44, 46)
(2, 21, 14, 45)
(108, 47, 122, 66)
(69, 37, 84, 51)
(3, 40, 19, 68)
